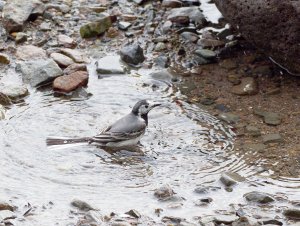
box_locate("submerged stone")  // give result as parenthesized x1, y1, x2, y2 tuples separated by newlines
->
(53, 71, 88, 93)
(244, 191, 275, 204)
(96, 56, 125, 74)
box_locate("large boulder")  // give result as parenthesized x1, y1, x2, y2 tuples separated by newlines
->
(214, 0, 300, 75)
(2, 0, 45, 33)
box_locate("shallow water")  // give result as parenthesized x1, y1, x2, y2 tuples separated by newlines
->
(0, 57, 299, 225)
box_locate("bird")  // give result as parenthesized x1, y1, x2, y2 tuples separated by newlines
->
(46, 100, 161, 148)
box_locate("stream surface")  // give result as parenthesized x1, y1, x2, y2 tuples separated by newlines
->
(0, 59, 299, 225)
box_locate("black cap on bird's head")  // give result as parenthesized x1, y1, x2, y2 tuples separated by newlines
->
(132, 100, 161, 117)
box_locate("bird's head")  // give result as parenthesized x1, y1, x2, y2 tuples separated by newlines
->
(132, 100, 161, 117)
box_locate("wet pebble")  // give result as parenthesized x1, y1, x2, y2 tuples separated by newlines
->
(198, 38, 225, 48)
(118, 21, 131, 30)
(180, 32, 199, 43)
(0, 202, 14, 212)
(154, 184, 175, 200)
(227, 74, 241, 85)
(15, 32, 27, 44)
(244, 191, 275, 204)
(231, 77, 259, 95)
(220, 172, 245, 187)
(53, 71, 88, 93)
(96, 55, 125, 74)
(64, 63, 87, 75)
(0, 53, 10, 64)
(262, 219, 283, 225)
(194, 49, 217, 60)
(60, 48, 88, 63)
(262, 133, 283, 144)
(57, 34, 76, 48)
(124, 209, 141, 218)
(120, 43, 145, 66)
(162, 0, 183, 8)
(219, 112, 240, 124)
(283, 209, 300, 220)
(70, 199, 95, 212)
(167, 7, 206, 26)
(154, 55, 170, 68)
(194, 198, 213, 206)
(154, 42, 167, 51)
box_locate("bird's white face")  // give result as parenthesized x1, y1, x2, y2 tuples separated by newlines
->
(138, 102, 151, 116)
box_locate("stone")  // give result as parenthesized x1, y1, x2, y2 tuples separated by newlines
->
(2, 0, 45, 32)
(219, 112, 240, 124)
(283, 209, 300, 220)
(70, 199, 95, 211)
(262, 219, 283, 225)
(17, 59, 63, 87)
(162, 21, 173, 33)
(154, 185, 175, 200)
(45, 3, 70, 13)
(96, 56, 125, 74)
(197, 38, 225, 48)
(242, 143, 266, 153)
(219, 59, 238, 69)
(64, 63, 87, 75)
(0, 54, 10, 64)
(106, 27, 119, 38)
(80, 13, 112, 38)
(154, 55, 170, 68)
(50, 53, 74, 68)
(195, 49, 217, 60)
(231, 77, 258, 95)
(220, 172, 245, 187)
(120, 43, 145, 66)
(262, 134, 283, 144)
(253, 109, 281, 126)
(121, 14, 138, 22)
(0, 210, 15, 221)
(154, 42, 167, 51)
(0, 105, 5, 120)
(244, 191, 275, 204)
(15, 32, 27, 44)
(0, 202, 14, 211)
(53, 71, 88, 93)
(167, 7, 206, 26)
(0, 84, 28, 100)
(16, 45, 47, 60)
(245, 125, 261, 137)
(162, 0, 183, 8)
(118, 21, 131, 30)
(214, 0, 300, 74)
(60, 48, 88, 63)
(227, 74, 241, 85)
(125, 209, 141, 218)
(39, 22, 51, 31)
(214, 215, 239, 225)
(180, 32, 199, 43)
(57, 35, 76, 48)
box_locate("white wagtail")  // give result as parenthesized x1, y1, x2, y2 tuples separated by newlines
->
(46, 100, 161, 148)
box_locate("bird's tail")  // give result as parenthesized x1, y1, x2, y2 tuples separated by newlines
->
(46, 137, 91, 146)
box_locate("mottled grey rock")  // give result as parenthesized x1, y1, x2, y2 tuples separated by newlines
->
(60, 48, 88, 63)
(244, 191, 275, 204)
(50, 53, 74, 68)
(180, 32, 199, 43)
(219, 112, 240, 124)
(120, 43, 145, 66)
(96, 56, 125, 74)
(262, 134, 283, 144)
(154, 185, 175, 200)
(3, 0, 45, 32)
(167, 7, 207, 26)
(245, 125, 261, 137)
(154, 55, 170, 68)
(195, 49, 217, 60)
(242, 143, 266, 153)
(80, 13, 112, 38)
(220, 172, 245, 187)
(16, 45, 47, 60)
(214, 0, 300, 74)
(71, 199, 95, 211)
(162, 0, 183, 8)
(0, 84, 28, 100)
(254, 109, 281, 126)
(154, 42, 167, 51)
(118, 21, 131, 30)
(17, 59, 63, 87)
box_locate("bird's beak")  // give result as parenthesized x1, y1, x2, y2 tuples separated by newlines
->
(149, 102, 162, 110)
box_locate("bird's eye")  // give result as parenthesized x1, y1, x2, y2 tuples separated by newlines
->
(145, 105, 149, 109)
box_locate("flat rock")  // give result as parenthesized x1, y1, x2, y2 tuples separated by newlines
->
(0, 84, 28, 100)
(262, 133, 283, 144)
(254, 109, 281, 126)
(80, 13, 112, 38)
(154, 185, 175, 200)
(214, 0, 300, 74)
(118, 21, 131, 30)
(57, 34, 76, 48)
(0, 53, 10, 64)
(17, 59, 63, 87)
(0, 210, 15, 221)
(283, 209, 300, 220)
(180, 32, 199, 43)
(16, 45, 47, 60)
(219, 112, 240, 124)
(231, 77, 258, 95)
(53, 71, 88, 93)
(220, 172, 245, 187)
(60, 48, 88, 63)
(245, 125, 261, 137)
(167, 7, 207, 26)
(50, 52, 74, 68)
(195, 49, 217, 60)
(64, 63, 87, 75)
(198, 38, 225, 48)
(120, 43, 145, 66)
(2, 0, 45, 32)
(244, 191, 275, 204)
(96, 56, 125, 74)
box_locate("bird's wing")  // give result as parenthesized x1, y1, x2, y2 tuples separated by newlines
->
(91, 128, 145, 143)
